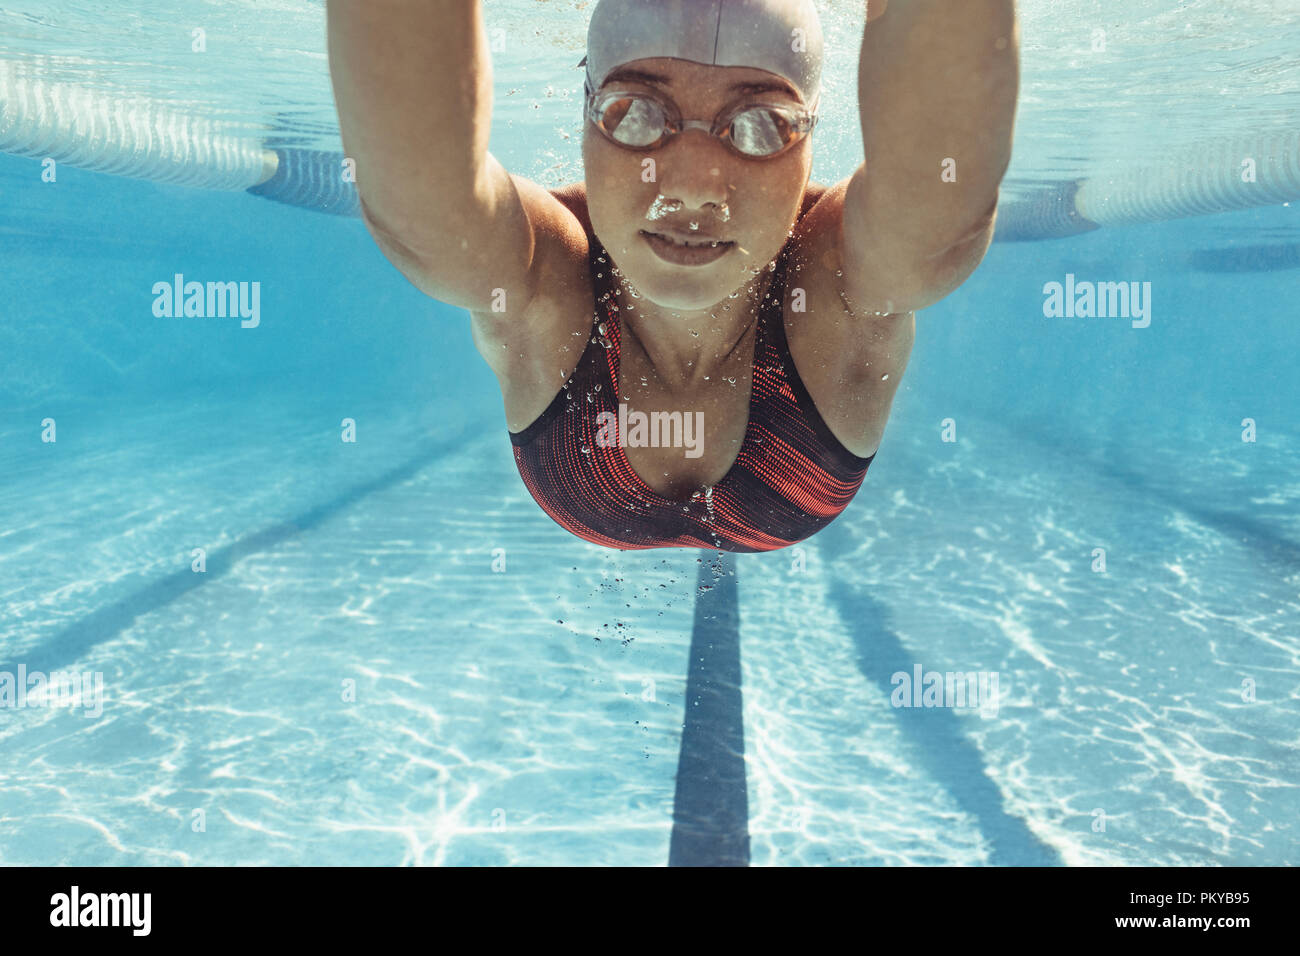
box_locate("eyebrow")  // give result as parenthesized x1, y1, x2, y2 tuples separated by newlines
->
(602, 66, 796, 98)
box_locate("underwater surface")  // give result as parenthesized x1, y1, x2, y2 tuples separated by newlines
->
(0, 0, 1296, 865)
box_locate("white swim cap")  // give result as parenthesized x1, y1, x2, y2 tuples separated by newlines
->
(580, 0, 824, 112)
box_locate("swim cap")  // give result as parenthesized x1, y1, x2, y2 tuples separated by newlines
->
(580, 0, 824, 112)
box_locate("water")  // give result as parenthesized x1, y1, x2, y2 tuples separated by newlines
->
(1, 0, 1297, 865)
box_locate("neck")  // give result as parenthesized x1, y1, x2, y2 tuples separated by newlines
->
(616, 267, 777, 393)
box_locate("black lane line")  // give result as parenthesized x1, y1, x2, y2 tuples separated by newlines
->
(3, 431, 474, 676)
(669, 550, 749, 867)
(818, 516, 1062, 865)
(1081, 445, 1300, 575)
(926, 404, 1300, 576)
(1007, 418, 1300, 576)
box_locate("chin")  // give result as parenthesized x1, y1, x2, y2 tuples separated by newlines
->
(622, 244, 759, 306)
(626, 261, 730, 311)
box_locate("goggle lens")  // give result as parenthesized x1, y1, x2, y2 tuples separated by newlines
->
(730, 107, 796, 157)
(603, 95, 670, 148)
(590, 91, 813, 158)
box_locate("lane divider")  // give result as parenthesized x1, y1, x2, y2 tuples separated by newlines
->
(3, 64, 1294, 235)
(995, 131, 1300, 241)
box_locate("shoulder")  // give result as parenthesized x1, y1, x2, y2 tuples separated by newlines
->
(778, 178, 915, 460)
(549, 181, 592, 234)
(469, 179, 594, 431)
(801, 181, 831, 216)
(784, 176, 914, 357)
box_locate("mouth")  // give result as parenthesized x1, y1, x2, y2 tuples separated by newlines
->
(639, 230, 736, 266)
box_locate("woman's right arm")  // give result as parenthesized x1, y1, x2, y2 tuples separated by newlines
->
(326, 0, 561, 314)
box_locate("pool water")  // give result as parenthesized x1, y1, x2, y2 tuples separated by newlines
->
(0, 0, 1297, 865)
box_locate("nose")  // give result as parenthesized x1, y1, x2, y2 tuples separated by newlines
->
(655, 139, 732, 218)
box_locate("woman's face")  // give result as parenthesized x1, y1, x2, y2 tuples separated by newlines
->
(583, 57, 813, 312)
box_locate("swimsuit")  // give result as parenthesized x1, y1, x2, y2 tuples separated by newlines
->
(509, 237, 875, 552)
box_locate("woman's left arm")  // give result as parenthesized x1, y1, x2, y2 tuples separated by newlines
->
(841, 0, 1020, 312)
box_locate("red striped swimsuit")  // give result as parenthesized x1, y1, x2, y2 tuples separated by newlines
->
(509, 236, 875, 552)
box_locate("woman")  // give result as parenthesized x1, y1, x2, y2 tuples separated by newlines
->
(327, 0, 1018, 552)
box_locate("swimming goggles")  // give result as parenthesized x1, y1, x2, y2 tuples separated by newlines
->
(585, 84, 818, 159)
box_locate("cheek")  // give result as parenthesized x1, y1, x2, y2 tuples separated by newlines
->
(758, 164, 809, 224)
(584, 137, 646, 225)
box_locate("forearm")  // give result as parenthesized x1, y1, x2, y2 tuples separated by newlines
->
(857, 0, 1019, 254)
(326, 0, 493, 245)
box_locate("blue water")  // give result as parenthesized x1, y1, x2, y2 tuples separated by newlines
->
(1, 0, 1298, 866)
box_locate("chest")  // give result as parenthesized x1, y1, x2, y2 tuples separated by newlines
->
(613, 334, 759, 501)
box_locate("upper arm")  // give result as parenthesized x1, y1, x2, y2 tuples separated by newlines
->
(794, 169, 991, 320)
(847, 0, 1017, 304)
(839, 163, 997, 315)
(327, 1, 584, 318)
(361, 157, 584, 318)
(328, 0, 526, 312)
